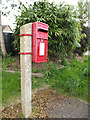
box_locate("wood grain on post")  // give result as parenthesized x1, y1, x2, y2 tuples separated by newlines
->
(20, 23, 32, 118)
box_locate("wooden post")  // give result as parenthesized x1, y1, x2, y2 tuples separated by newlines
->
(20, 23, 32, 118)
(0, 10, 7, 57)
(0, 10, 2, 119)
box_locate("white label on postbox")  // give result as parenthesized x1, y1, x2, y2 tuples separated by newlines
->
(39, 42, 45, 56)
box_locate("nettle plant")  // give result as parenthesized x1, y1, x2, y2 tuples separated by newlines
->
(13, 1, 85, 59)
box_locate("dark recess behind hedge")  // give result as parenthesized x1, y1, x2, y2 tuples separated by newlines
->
(4, 33, 16, 56)
(74, 26, 89, 55)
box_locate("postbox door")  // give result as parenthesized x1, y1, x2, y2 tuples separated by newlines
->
(37, 38, 48, 62)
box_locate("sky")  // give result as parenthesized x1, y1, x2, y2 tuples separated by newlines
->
(1, 0, 86, 30)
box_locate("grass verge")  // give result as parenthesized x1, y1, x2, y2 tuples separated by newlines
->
(44, 56, 89, 102)
(2, 71, 21, 106)
(2, 71, 46, 106)
(2, 55, 89, 106)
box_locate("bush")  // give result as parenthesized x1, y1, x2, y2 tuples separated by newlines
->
(74, 26, 89, 55)
(13, 1, 83, 59)
(74, 1, 88, 55)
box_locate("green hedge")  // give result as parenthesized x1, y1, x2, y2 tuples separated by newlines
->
(13, 1, 84, 59)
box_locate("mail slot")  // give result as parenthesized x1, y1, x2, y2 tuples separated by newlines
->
(32, 21, 48, 63)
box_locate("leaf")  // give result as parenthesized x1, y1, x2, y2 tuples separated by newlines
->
(12, 1, 82, 59)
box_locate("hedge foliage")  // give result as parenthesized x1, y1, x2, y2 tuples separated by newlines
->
(13, 1, 84, 59)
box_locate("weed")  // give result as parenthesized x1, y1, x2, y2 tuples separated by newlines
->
(2, 54, 15, 70)
(13, 66, 20, 72)
(2, 55, 88, 105)
(44, 57, 88, 102)
(61, 57, 69, 66)
(32, 69, 41, 73)
(19, 112, 25, 118)
(32, 77, 46, 90)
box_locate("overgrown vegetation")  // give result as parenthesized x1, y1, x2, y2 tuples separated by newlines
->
(2, 71, 46, 106)
(2, 56, 89, 105)
(44, 56, 88, 102)
(2, 54, 15, 70)
(13, 1, 86, 59)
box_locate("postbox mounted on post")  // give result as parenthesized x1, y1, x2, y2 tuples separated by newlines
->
(19, 21, 48, 63)
(32, 21, 48, 63)
(19, 22, 48, 118)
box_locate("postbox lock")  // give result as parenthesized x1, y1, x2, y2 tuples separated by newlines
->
(41, 38, 43, 42)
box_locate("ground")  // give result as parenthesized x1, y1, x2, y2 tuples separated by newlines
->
(2, 55, 89, 118)
(6, 56, 48, 73)
(2, 87, 89, 118)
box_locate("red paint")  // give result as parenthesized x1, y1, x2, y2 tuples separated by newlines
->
(32, 21, 48, 63)
(19, 34, 32, 37)
(19, 52, 32, 55)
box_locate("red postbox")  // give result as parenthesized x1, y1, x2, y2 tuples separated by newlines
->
(32, 21, 48, 63)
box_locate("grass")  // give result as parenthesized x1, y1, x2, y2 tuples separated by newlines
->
(2, 55, 89, 106)
(2, 71, 46, 106)
(32, 68, 42, 73)
(2, 54, 15, 70)
(44, 56, 89, 102)
(2, 71, 21, 106)
(19, 112, 25, 118)
(32, 77, 46, 90)
(2, 55, 46, 106)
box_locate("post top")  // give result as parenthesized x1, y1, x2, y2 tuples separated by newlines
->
(20, 23, 32, 34)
